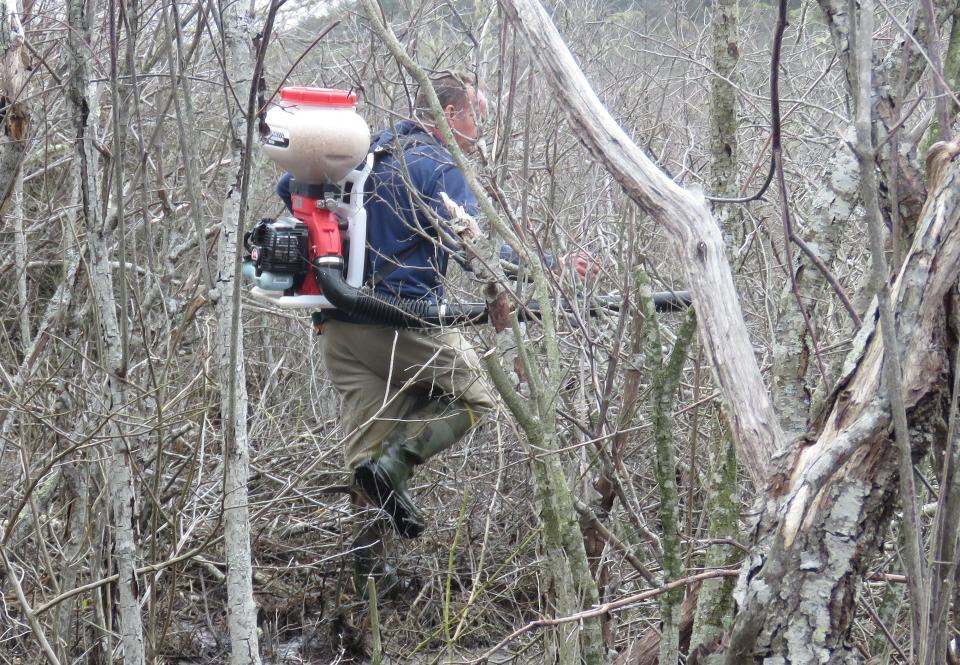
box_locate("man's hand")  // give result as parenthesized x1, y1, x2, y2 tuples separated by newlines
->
(440, 191, 482, 243)
(563, 250, 601, 281)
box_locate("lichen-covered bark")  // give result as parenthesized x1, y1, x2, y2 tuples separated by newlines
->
(816, 0, 959, 230)
(483, 350, 605, 665)
(216, 2, 261, 663)
(734, 457, 897, 664)
(690, 0, 742, 650)
(502, 0, 784, 488)
(55, 460, 87, 662)
(724, 144, 960, 663)
(773, 1, 959, 442)
(644, 282, 697, 665)
(708, 0, 740, 241)
(689, 419, 739, 656)
(947, 8, 960, 110)
(66, 0, 144, 661)
(771, 139, 859, 440)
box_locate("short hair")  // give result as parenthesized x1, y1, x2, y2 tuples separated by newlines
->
(414, 70, 476, 123)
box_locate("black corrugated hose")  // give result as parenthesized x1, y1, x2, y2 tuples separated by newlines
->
(313, 264, 691, 328)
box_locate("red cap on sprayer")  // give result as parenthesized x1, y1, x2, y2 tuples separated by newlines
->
(279, 87, 358, 108)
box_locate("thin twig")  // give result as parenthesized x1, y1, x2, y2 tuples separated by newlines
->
(0, 548, 63, 665)
(465, 569, 740, 664)
(259, 20, 341, 114)
(851, 0, 927, 647)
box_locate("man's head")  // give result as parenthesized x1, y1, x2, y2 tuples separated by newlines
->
(415, 70, 488, 154)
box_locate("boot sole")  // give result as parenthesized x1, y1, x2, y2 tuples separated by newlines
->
(354, 462, 425, 539)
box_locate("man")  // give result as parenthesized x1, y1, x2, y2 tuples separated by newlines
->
(280, 71, 497, 594)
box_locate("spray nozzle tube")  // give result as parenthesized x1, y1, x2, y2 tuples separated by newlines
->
(311, 263, 690, 327)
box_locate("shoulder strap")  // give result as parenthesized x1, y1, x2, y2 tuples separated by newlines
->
(374, 129, 442, 157)
(366, 130, 443, 288)
(368, 243, 421, 288)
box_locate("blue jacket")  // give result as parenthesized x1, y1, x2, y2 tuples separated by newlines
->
(277, 120, 478, 314)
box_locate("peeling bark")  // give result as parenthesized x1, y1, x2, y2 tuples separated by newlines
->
(773, 1, 959, 442)
(726, 143, 960, 663)
(501, 0, 960, 659)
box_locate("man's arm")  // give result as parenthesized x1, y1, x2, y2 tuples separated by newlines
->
(430, 164, 597, 280)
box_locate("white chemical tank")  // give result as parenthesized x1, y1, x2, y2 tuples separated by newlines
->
(263, 87, 370, 184)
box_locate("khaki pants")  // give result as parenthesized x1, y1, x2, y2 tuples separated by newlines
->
(322, 320, 497, 468)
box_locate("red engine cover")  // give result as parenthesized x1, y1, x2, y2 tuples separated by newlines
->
(290, 194, 342, 296)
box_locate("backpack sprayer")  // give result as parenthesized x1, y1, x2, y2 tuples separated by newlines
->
(244, 87, 690, 325)
(244, 87, 371, 308)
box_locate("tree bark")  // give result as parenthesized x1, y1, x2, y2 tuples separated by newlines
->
(772, 1, 957, 443)
(645, 288, 697, 665)
(771, 133, 860, 441)
(11, 167, 26, 347)
(0, 2, 28, 213)
(484, 350, 605, 665)
(689, 419, 739, 657)
(708, 0, 741, 243)
(725, 141, 960, 662)
(689, 0, 743, 649)
(502, 0, 960, 660)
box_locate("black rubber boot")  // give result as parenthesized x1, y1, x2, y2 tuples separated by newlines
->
(353, 400, 477, 539)
(351, 503, 419, 599)
(354, 445, 425, 539)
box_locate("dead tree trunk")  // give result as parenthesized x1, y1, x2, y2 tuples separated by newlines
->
(501, 0, 783, 490)
(724, 142, 960, 662)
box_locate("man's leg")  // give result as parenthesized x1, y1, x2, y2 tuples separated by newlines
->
(321, 321, 422, 468)
(353, 327, 497, 538)
(323, 322, 425, 591)
(353, 398, 478, 538)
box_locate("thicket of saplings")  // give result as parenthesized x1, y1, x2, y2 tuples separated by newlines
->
(0, 0, 909, 661)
